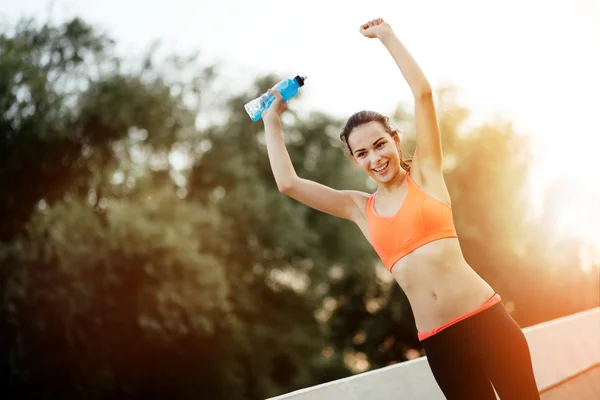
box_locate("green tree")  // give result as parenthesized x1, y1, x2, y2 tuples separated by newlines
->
(2, 14, 597, 400)
(1, 17, 342, 399)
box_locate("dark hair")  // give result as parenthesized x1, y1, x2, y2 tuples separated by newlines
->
(340, 110, 411, 172)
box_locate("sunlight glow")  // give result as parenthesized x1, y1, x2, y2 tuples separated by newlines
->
(4, 0, 599, 247)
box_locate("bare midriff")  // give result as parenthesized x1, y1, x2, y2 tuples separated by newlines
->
(389, 237, 495, 334)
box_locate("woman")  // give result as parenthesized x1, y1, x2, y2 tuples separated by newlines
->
(261, 17, 540, 400)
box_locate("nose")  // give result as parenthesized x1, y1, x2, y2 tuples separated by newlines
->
(369, 153, 382, 165)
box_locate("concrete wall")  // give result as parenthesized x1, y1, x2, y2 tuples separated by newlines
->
(267, 307, 600, 400)
(540, 366, 600, 400)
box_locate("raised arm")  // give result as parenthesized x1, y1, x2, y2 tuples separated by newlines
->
(261, 89, 367, 222)
(360, 18, 443, 173)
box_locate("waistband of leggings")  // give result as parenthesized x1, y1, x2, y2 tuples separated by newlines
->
(418, 293, 501, 341)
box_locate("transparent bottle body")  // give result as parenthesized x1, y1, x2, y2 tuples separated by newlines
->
(244, 78, 300, 122)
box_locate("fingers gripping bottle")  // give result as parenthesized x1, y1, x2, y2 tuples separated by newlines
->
(244, 75, 307, 122)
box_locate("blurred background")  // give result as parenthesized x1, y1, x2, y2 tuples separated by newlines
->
(0, 0, 598, 398)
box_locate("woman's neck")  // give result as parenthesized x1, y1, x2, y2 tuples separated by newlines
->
(376, 169, 408, 196)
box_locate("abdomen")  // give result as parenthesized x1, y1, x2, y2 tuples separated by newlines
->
(390, 238, 494, 332)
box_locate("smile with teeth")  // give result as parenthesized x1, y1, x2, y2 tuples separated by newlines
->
(372, 161, 389, 173)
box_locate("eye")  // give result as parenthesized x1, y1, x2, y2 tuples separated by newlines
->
(376, 142, 386, 149)
(357, 152, 366, 158)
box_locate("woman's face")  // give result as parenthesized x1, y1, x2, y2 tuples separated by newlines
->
(347, 121, 401, 183)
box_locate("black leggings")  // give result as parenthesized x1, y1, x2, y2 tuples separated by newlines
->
(421, 301, 540, 399)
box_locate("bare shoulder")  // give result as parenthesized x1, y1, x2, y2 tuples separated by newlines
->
(344, 190, 372, 242)
(345, 190, 371, 219)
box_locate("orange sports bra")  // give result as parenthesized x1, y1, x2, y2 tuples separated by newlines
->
(366, 173, 458, 271)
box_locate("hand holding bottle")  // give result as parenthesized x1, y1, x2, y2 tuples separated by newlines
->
(262, 89, 287, 125)
(244, 75, 307, 122)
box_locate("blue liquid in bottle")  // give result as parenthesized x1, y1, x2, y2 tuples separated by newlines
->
(244, 75, 307, 122)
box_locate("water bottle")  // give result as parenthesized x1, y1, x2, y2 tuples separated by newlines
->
(244, 75, 307, 122)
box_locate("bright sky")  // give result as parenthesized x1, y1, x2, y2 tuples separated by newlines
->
(2, 0, 600, 247)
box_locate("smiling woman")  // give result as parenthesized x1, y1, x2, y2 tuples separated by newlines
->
(259, 16, 541, 399)
(339, 111, 412, 181)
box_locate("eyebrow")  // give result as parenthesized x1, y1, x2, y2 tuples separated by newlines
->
(353, 137, 386, 154)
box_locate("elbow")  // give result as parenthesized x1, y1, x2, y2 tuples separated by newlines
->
(277, 181, 295, 195)
(414, 84, 433, 100)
